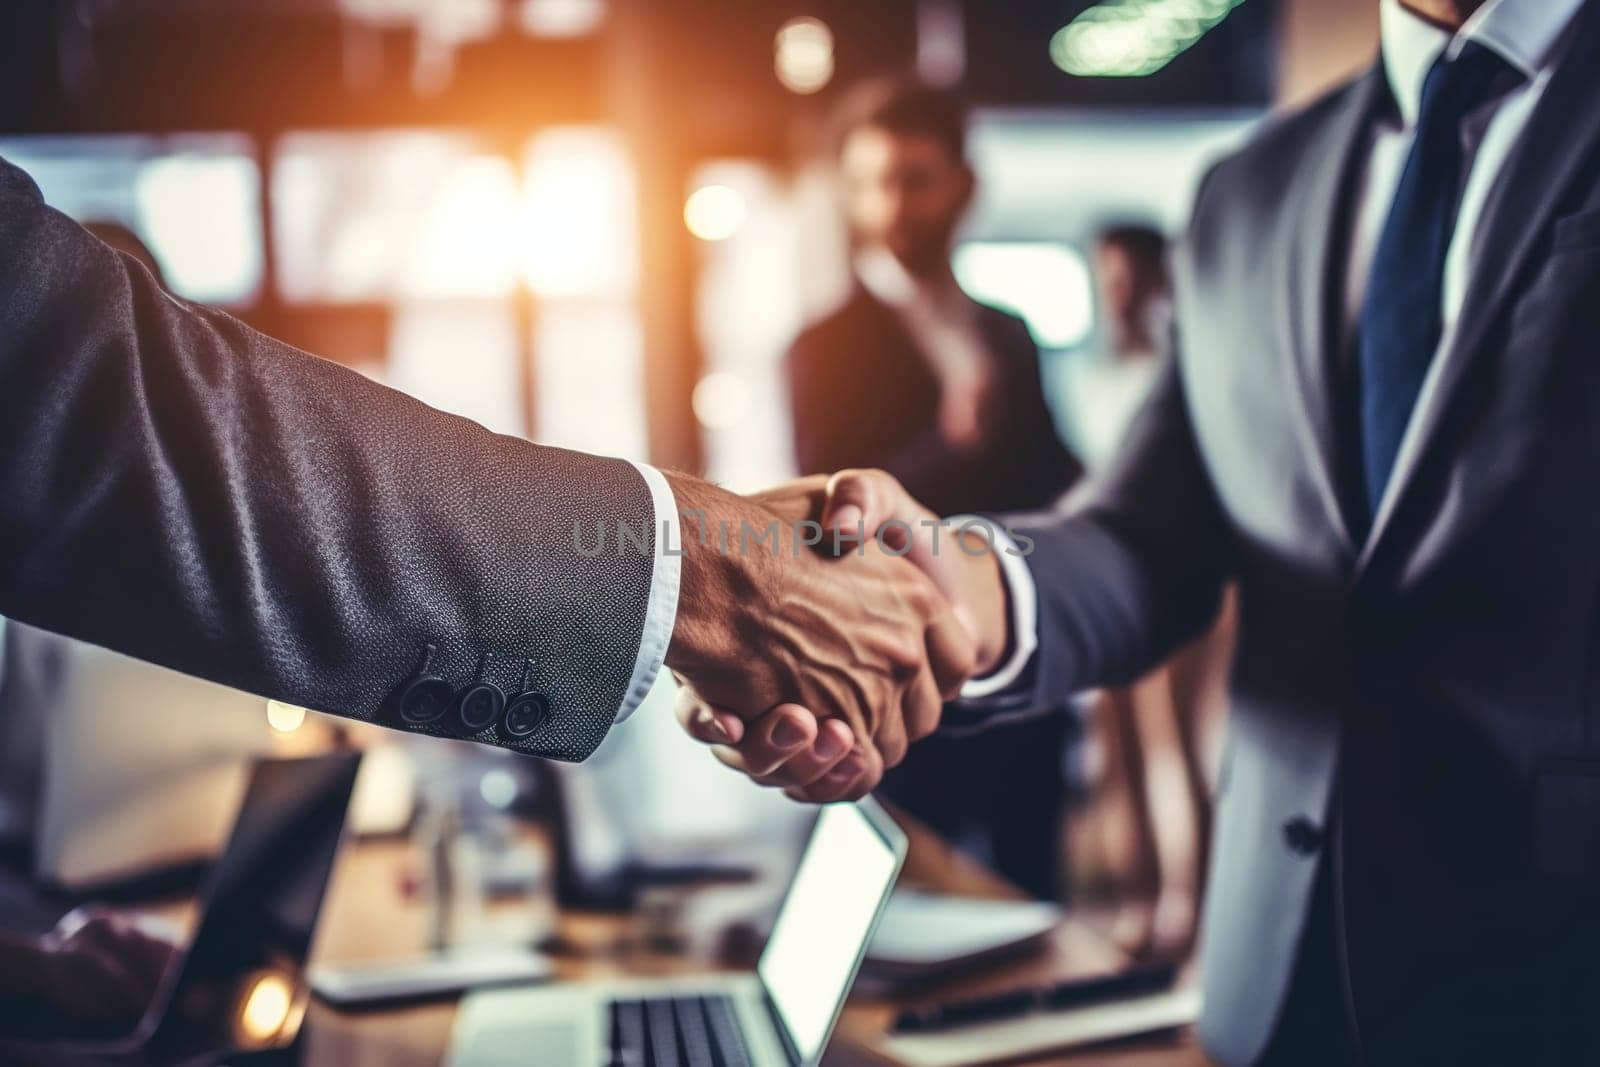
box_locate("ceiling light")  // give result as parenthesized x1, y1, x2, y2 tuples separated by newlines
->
(1051, 0, 1246, 78)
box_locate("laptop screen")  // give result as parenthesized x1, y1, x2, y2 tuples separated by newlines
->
(756, 801, 902, 1063)
(140, 753, 360, 1060)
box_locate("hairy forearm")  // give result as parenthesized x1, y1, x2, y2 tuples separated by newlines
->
(662, 471, 786, 674)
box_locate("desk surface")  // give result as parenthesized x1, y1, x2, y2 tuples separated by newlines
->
(295, 821, 1211, 1067)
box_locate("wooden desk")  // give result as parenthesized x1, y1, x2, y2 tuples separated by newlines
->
(296, 822, 1211, 1067)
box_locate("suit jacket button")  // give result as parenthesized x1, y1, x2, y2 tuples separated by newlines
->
(503, 693, 550, 738)
(398, 677, 454, 723)
(457, 683, 505, 732)
(1282, 816, 1324, 857)
(394, 644, 453, 724)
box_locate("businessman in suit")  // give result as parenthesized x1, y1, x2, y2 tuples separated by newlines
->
(787, 78, 1081, 899)
(690, 0, 1600, 1061)
(787, 77, 1079, 519)
(0, 154, 977, 800)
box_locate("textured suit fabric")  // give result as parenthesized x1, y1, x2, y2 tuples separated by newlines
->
(0, 157, 655, 762)
(787, 287, 1080, 518)
(997, 5, 1600, 1062)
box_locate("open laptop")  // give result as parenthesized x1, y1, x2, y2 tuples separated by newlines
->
(448, 798, 908, 1067)
(3, 753, 361, 1065)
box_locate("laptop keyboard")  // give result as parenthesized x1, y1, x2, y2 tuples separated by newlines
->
(608, 994, 753, 1067)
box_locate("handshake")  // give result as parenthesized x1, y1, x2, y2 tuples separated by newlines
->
(660, 469, 1013, 803)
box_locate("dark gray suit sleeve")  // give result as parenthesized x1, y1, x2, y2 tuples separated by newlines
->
(997, 353, 1232, 710)
(0, 158, 655, 762)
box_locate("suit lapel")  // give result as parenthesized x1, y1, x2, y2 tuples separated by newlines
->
(1360, 0, 1600, 571)
(850, 287, 939, 397)
(1279, 66, 1386, 558)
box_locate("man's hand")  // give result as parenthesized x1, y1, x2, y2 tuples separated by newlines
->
(0, 907, 178, 1031)
(673, 469, 1012, 802)
(663, 472, 976, 801)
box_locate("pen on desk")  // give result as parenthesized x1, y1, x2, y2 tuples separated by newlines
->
(889, 963, 1177, 1033)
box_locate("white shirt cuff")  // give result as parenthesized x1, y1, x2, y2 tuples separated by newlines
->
(614, 461, 680, 724)
(947, 516, 1040, 701)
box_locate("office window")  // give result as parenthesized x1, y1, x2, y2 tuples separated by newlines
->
(0, 134, 263, 306)
(534, 305, 647, 460)
(271, 127, 644, 455)
(953, 240, 1095, 350)
(690, 160, 810, 490)
(274, 131, 521, 303)
(522, 128, 643, 459)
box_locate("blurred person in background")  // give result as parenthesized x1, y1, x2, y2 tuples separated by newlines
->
(789, 77, 1080, 517)
(1061, 223, 1172, 470)
(1057, 222, 1220, 959)
(785, 78, 1082, 900)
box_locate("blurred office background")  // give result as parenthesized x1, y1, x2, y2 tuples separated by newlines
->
(0, 0, 1379, 942)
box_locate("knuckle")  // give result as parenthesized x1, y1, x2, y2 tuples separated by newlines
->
(907, 710, 939, 743)
(953, 638, 978, 678)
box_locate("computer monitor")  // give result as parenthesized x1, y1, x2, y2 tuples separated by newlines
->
(35, 642, 273, 891)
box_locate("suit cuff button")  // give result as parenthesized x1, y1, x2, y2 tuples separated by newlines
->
(398, 676, 454, 723)
(394, 646, 455, 723)
(503, 693, 550, 738)
(456, 654, 507, 731)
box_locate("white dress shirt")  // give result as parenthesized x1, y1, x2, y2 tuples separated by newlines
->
(856, 246, 999, 449)
(616, 461, 680, 722)
(968, 0, 1586, 708)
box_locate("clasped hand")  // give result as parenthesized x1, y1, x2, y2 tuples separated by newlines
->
(662, 470, 1009, 803)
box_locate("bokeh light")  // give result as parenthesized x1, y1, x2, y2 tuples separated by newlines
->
(266, 700, 308, 734)
(479, 768, 519, 809)
(775, 16, 835, 94)
(237, 971, 294, 1045)
(683, 183, 747, 241)
(692, 370, 752, 430)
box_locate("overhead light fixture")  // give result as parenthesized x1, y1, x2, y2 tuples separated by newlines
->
(775, 16, 835, 94)
(1051, 0, 1247, 78)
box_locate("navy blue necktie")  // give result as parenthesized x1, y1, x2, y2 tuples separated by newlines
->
(1357, 42, 1520, 524)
